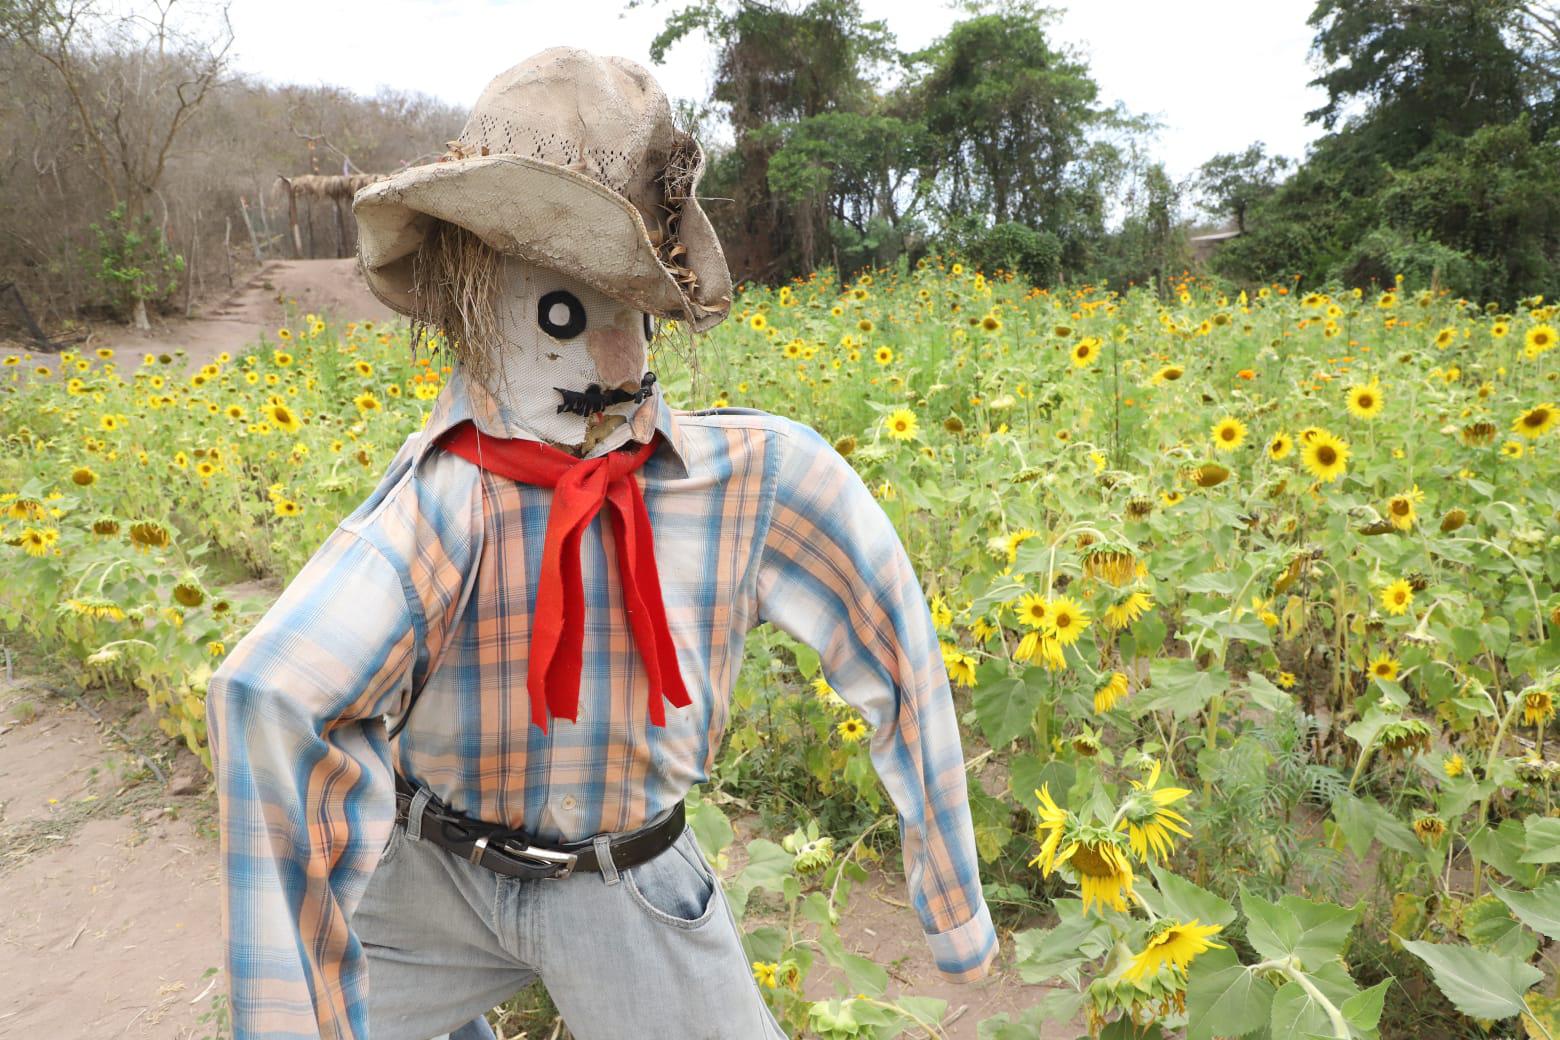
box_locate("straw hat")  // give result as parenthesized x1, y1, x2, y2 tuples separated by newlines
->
(353, 47, 732, 333)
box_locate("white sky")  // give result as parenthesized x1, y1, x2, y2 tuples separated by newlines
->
(219, 0, 1328, 182)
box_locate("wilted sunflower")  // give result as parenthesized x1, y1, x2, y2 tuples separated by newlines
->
(1301, 430, 1350, 483)
(1460, 420, 1497, 446)
(1523, 688, 1555, 726)
(1189, 462, 1230, 488)
(1119, 759, 1192, 863)
(1379, 717, 1432, 756)
(1346, 379, 1385, 419)
(70, 466, 97, 487)
(1082, 546, 1138, 587)
(1210, 417, 1246, 452)
(173, 579, 205, 608)
(1413, 815, 1446, 844)
(1386, 485, 1424, 530)
(128, 520, 170, 550)
(91, 516, 120, 537)
(1512, 402, 1557, 439)
(1439, 508, 1469, 533)
(1125, 497, 1154, 520)
(1122, 920, 1224, 984)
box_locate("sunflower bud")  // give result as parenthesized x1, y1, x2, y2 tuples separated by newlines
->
(1189, 463, 1229, 488)
(1439, 508, 1468, 533)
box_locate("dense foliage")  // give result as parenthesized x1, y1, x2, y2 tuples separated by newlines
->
(5, 260, 1559, 1037)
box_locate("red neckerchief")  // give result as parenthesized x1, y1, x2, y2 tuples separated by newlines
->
(436, 419, 691, 732)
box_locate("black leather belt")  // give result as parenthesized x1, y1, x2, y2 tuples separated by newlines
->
(393, 772, 684, 881)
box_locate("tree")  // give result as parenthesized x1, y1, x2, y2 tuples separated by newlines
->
(1194, 144, 1290, 234)
(907, 1, 1104, 235)
(3, 0, 232, 327)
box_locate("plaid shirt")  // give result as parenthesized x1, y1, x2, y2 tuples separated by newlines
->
(206, 365, 999, 1039)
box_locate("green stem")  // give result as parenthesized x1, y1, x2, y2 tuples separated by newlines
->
(1249, 956, 1349, 1038)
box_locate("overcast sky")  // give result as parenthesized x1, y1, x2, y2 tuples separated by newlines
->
(219, 0, 1328, 181)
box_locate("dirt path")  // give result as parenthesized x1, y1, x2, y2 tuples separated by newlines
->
(1, 258, 393, 375)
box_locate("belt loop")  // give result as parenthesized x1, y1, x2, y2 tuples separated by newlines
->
(592, 833, 620, 886)
(407, 786, 434, 842)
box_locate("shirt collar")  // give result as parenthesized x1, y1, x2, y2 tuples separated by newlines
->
(411, 363, 690, 479)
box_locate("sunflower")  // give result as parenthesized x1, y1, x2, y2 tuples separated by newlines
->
(782, 340, 802, 360)
(1386, 485, 1424, 530)
(1380, 578, 1415, 616)
(836, 716, 868, 742)
(18, 528, 49, 557)
(1043, 595, 1090, 646)
(1151, 365, 1185, 384)
(1511, 402, 1556, 439)
(1122, 920, 1224, 984)
(1160, 490, 1184, 507)
(884, 408, 918, 441)
(1015, 592, 1050, 630)
(1002, 528, 1040, 565)
(265, 402, 301, 434)
(1301, 430, 1350, 483)
(354, 392, 382, 416)
(1524, 324, 1556, 358)
(1102, 590, 1153, 631)
(748, 312, 768, 332)
(941, 643, 977, 687)
(1094, 672, 1130, 713)
(1443, 753, 1466, 778)
(1210, 416, 1246, 452)
(751, 961, 778, 989)
(1433, 326, 1457, 349)
(874, 346, 893, 366)
(1346, 378, 1385, 419)
(1369, 653, 1400, 682)
(1029, 785, 1073, 874)
(1503, 440, 1526, 458)
(1071, 339, 1100, 368)
(1054, 832, 1136, 913)
(1014, 629, 1067, 670)
(1267, 432, 1294, 460)
(1523, 688, 1555, 726)
(274, 499, 301, 518)
(1119, 760, 1192, 862)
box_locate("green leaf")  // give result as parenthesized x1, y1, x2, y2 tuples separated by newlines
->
(1138, 658, 1230, 720)
(1521, 816, 1560, 864)
(1461, 893, 1537, 960)
(1186, 946, 1274, 1040)
(1492, 881, 1560, 941)
(1341, 979, 1392, 1037)
(1470, 819, 1542, 886)
(737, 839, 795, 895)
(1013, 911, 1111, 983)
(1278, 895, 1363, 969)
(1401, 939, 1544, 1020)
(972, 675, 1042, 747)
(1246, 671, 1293, 713)
(1144, 860, 1237, 927)
(1242, 887, 1304, 963)
(1270, 962, 1359, 1040)
(687, 798, 735, 858)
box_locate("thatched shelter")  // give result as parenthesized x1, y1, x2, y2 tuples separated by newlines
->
(276, 173, 386, 259)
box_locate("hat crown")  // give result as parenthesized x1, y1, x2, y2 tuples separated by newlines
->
(451, 48, 677, 229)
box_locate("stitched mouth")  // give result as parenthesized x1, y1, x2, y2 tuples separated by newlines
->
(554, 371, 657, 417)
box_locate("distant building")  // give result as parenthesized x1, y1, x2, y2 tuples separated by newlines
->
(1189, 228, 1243, 266)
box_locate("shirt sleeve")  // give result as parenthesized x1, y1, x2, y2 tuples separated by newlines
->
(752, 420, 999, 984)
(205, 527, 417, 1039)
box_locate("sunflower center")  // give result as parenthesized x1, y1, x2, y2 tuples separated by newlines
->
(1317, 446, 1337, 465)
(1068, 842, 1122, 878)
(1358, 394, 1374, 408)
(1390, 499, 1410, 516)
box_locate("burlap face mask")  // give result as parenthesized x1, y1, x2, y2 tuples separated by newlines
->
(478, 258, 659, 451)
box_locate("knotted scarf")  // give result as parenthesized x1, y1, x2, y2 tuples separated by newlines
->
(437, 419, 691, 733)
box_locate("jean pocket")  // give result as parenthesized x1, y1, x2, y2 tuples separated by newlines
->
(377, 820, 408, 867)
(622, 825, 719, 929)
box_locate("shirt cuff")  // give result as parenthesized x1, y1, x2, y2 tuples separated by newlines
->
(924, 897, 1000, 983)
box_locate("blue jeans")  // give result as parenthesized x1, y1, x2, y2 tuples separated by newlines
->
(351, 802, 790, 1040)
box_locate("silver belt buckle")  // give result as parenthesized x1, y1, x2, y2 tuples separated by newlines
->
(470, 835, 578, 880)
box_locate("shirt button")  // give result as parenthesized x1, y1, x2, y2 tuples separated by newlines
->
(560, 794, 577, 810)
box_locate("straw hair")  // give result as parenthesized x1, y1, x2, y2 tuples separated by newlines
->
(409, 219, 505, 387)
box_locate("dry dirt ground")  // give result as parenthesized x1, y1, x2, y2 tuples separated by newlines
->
(1, 262, 1072, 1038)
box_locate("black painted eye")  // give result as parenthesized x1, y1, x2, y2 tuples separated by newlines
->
(643, 313, 655, 342)
(538, 290, 587, 339)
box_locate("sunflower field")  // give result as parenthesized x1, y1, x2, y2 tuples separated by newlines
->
(4, 263, 1560, 1039)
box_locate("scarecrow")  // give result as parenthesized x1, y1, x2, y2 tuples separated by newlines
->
(206, 47, 997, 1040)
